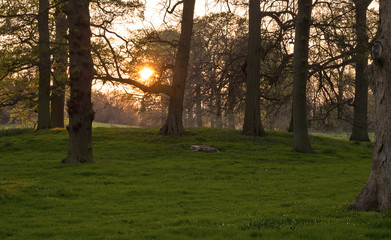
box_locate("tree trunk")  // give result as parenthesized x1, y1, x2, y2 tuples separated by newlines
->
(64, 0, 94, 164)
(37, 0, 51, 130)
(337, 66, 345, 119)
(195, 85, 203, 127)
(242, 0, 266, 137)
(288, 106, 294, 132)
(350, 0, 372, 142)
(160, 0, 195, 135)
(51, 5, 68, 128)
(347, 0, 391, 211)
(215, 89, 223, 129)
(227, 79, 236, 129)
(291, 0, 315, 153)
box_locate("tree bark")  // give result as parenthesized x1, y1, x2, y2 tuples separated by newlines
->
(291, 0, 315, 153)
(51, 4, 68, 128)
(350, 0, 372, 142)
(242, 0, 266, 136)
(160, 0, 195, 135)
(37, 0, 51, 130)
(288, 107, 294, 132)
(347, 0, 391, 211)
(64, 0, 94, 163)
(227, 79, 236, 129)
(195, 84, 203, 127)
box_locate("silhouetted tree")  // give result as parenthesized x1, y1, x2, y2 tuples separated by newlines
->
(347, 0, 391, 211)
(292, 0, 315, 153)
(242, 0, 266, 136)
(159, 0, 196, 135)
(350, 0, 372, 142)
(37, 0, 51, 129)
(64, 0, 95, 163)
(51, 1, 68, 128)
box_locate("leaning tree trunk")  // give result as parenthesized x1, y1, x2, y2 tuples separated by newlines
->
(347, 0, 391, 211)
(291, 0, 315, 153)
(350, 0, 372, 142)
(160, 0, 195, 136)
(64, 0, 94, 163)
(242, 0, 266, 136)
(51, 4, 68, 128)
(37, 0, 51, 130)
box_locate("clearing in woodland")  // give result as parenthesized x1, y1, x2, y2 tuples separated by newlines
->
(0, 127, 390, 239)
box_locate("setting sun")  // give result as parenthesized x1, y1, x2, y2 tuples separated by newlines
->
(139, 67, 155, 80)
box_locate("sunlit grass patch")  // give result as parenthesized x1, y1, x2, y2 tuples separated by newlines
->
(0, 180, 34, 199)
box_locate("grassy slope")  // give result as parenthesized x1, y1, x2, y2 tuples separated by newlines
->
(0, 127, 390, 240)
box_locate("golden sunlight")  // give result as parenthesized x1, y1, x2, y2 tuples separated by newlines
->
(139, 67, 155, 80)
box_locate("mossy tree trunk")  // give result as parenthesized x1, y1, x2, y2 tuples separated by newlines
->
(350, 0, 372, 142)
(160, 0, 195, 136)
(347, 0, 391, 211)
(291, 0, 315, 153)
(64, 0, 94, 163)
(37, 0, 51, 130)
(242, 0, 266, 137)
(51, 3, 68, 128)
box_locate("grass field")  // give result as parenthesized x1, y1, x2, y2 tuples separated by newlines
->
(0, 127, 390, 239)
(0, 121, 131, 130)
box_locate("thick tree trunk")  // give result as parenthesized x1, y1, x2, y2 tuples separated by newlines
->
(347, 0, 391, 211)
(292, 0, 315, 153)
(37, 0, 51, 130)
(64, 0, 94, 163)
(160, 0, 195, 135)
(350, 0, 372, 142)
(242, 0, 266, 136)
(51, 6, 68, 128)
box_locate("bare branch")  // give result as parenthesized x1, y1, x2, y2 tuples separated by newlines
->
(167, 1, 184, 14)
(95, 75, 175, 98)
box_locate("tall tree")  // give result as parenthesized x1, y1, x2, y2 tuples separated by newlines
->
(51, 2, 68, 128)
(159, 0, 196, 135)
(37, 0, 51, 130)
(350, 0, 372, 142)
(242, 0, 266, 136)
(64, 0, 95, 163)
(347, 0, 391, 211)
(292, 0, 315, 153)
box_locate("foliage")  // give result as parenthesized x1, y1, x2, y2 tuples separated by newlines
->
(1, 127, 389, 239)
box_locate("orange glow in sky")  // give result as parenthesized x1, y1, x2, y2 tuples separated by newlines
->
(139, 67, 155, 80)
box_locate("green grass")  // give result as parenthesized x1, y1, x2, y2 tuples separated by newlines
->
(311, 132, 375, 142)
(0, 127, 389, 239)
(0, 121, 131, 130)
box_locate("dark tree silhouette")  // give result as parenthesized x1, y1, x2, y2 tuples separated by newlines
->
(51, 1, 68, 128)
(242, 0, 266, 136)
(350, 0, 372, 142)
(347, 0, 391, 211)
(37, 0, 51, 130)
(159, 0, 196, 135)
(64, 0, 95, 163)
(292, 0, 315, 153)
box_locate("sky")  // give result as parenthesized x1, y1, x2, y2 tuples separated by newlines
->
(139, 0, 233, 29)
